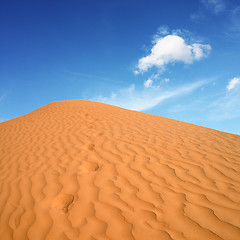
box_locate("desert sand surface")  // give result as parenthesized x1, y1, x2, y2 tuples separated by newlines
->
(1, 100, 240, 240)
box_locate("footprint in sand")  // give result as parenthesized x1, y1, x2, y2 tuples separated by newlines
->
(51, 193, 74, 213)
(82, 143, 95, 151)
(92, 131, 103, 137)
(79, 161, 99, 174)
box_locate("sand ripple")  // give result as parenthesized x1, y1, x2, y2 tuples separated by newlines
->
(0, 100, 240, 240)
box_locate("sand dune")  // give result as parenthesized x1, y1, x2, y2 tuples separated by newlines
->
(0, 100, 240, 240)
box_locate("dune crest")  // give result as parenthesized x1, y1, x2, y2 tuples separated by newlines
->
(0, 100, 240, 240)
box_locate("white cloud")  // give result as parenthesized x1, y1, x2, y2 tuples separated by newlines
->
(201, 0, 226, 14)
(152, 25, 170, 43)
(144, 79, 153, 88)
(227, 77, 240, 91)
(136, 35, 211, 73)
(93, 80, 206, 111)
(143, 76, 170, 89)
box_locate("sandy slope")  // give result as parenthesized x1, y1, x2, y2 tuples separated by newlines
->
(0, 100, 240, 240)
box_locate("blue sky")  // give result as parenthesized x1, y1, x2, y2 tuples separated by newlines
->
(1, 0, 240, 134)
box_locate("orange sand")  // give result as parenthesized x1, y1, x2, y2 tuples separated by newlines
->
(0, 100, 240, 240)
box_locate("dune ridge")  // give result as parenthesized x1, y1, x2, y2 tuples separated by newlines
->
(0, 100, 240, 240)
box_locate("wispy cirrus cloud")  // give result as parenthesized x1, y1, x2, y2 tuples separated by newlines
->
(208, 89, 240, 120)
(167, 77, 240, 122)
(201, 0, 226, 14)
(190, 0, 227, 21)
(92, 27, 211, 112)
(229, 6, 240, 34)
(93, 80, 207, 111)
(64, 69, 125, 84)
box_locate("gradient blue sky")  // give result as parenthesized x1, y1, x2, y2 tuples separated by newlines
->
(1, 0, 240, 134)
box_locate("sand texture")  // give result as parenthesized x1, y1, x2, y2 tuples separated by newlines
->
(1, 100, 240, 240)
